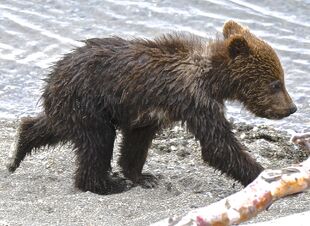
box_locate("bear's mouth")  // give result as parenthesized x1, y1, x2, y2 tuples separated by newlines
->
(260, 108, 294, 120)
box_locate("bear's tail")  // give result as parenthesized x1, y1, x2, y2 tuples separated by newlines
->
(7, 115, 60, 172)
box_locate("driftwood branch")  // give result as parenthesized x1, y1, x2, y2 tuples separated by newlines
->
(290, 132, 310, 154)
(151, 133, 310, 226)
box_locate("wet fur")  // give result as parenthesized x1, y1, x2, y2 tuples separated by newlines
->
(7, 21, 296, 194)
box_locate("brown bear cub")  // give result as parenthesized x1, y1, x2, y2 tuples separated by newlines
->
(7, 20, 297, 195)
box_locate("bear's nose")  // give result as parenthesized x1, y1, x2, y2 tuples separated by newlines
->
(289, 104, 297, 114)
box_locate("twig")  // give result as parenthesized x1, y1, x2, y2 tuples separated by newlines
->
(291, 132, 310, 153)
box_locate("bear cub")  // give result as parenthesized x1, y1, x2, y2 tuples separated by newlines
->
(7, 21, 297, 195)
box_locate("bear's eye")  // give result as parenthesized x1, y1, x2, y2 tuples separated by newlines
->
(270, 80, 281, 93)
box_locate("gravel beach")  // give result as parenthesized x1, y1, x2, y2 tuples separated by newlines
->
(0, 119, 309, 225)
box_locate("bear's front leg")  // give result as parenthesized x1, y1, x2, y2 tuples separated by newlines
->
(186, 107, 264, 186)
(199, 130, 264, 186)
(73, 123, 130, 195)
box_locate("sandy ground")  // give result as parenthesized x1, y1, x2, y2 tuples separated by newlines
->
(0, 119, 309, 226)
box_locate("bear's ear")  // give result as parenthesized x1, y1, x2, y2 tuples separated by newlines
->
(228, 35, 250, 58)
(223, 20, 245, 39)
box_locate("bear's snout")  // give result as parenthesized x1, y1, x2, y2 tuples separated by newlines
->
(280, 103, 297, 118)
(267, 88, 297, 119)
(265, 102, 297, 119)
(288, 104, 297, 114)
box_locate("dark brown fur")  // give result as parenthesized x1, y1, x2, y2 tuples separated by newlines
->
(7, 21, 297, 194)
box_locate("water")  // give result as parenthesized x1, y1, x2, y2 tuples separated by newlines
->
(0, 0, 309, 132)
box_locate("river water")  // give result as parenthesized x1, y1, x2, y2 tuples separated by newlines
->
(0, 0, 309, 132)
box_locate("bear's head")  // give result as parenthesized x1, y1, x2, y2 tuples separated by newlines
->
(223, 20, 297, 119)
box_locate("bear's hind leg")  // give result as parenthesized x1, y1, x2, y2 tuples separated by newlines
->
(7, 115, 60, 172)
(73, 123, 128, 195)
(118, 125, 158, 188)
